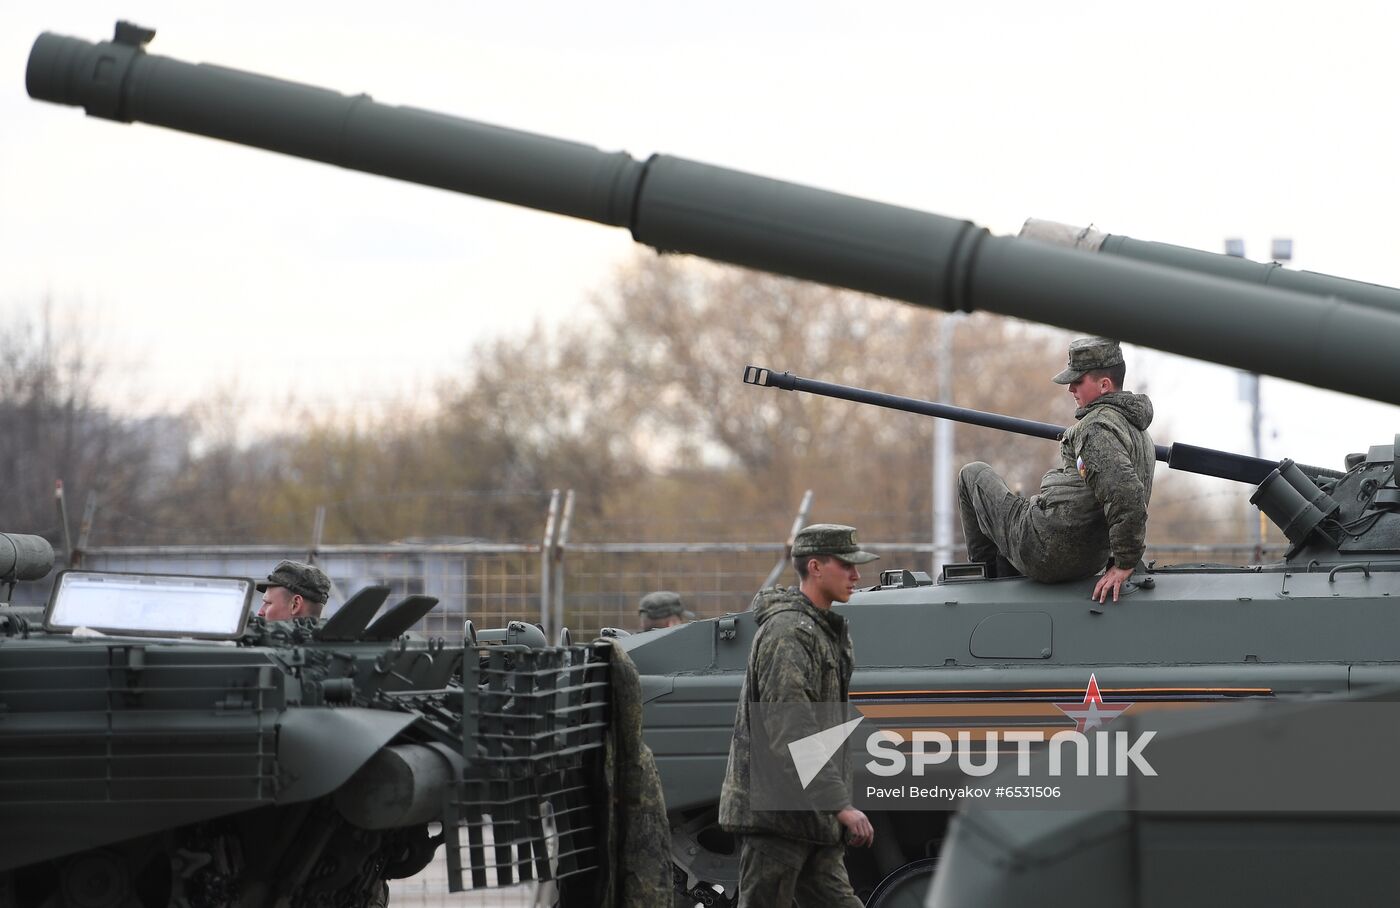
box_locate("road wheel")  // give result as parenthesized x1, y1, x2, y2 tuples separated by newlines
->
(865, 858, 938, 908)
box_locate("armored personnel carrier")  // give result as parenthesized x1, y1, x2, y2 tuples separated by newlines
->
(25, 22, 1400, 907)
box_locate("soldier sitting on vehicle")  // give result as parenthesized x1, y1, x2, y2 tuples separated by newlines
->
(958, 336, 1155, 603)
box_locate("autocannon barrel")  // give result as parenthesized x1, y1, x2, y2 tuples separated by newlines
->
(25, 23, 1400, 405)
(744, 365, 1345, 485)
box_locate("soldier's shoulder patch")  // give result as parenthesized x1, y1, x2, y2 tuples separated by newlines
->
(1076, 455, 1088, 479)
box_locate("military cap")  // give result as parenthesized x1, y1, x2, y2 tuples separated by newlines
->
(791, 524, 880, 565)
(1051, 336, 1125, 384)
(639, 590, 694, 620)
(256, 560, 331, 604)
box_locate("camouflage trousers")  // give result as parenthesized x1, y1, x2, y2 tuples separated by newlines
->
(958, 462, 1106, 583)
(737, 834, 862, 908)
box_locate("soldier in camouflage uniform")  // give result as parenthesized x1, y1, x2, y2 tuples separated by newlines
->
(959, 336, 1155, 603)
(719, 524, 878, 907)
(256, 560, 331, 620)
(637, 590, 694, 631)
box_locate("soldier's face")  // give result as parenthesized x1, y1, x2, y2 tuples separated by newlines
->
(812, 557, 861, 605)
(1068, 374, 1111, 409)
(259, 586, 300, 621)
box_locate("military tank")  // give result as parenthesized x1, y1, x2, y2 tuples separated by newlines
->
(0, 531, 621, 906)
(24, 22, 1400, 908)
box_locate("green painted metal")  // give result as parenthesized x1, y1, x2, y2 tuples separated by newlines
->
(24, 22, 1400, 405)
(23, 21, 1400, 907)
(744, 364, 1347, 484)
(1023, 217, 1400, 318)
(0, 563, 615, 902)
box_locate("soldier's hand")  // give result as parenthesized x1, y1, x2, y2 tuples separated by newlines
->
(837, 807, 874, 847)
(1092, 565, 1135, 603)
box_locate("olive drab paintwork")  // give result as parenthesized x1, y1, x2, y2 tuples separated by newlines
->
(26, 22, 1400, 407)
(27, 22, 1400, 908)
(0, 534, 54, 583)
(0, 538, 624, 904)
(1022, 217, 1400, 320)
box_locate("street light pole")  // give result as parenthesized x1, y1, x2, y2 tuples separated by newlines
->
(933, 314, 958, 574)
(1224, 236, 1292, 563)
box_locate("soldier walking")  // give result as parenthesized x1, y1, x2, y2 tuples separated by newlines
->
(719, 524, 877, 907)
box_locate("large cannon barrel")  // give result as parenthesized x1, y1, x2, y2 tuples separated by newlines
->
(0, 534, 55, 583)
(333, 743, 463, 830)
(1021, 218, 1400, 319)
(26, 23, 1400, 405)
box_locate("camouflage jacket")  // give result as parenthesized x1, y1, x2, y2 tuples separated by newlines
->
(1037, 391, 1156, 570)
(718, 587, 855, 844)
(597, 641, 672, 908)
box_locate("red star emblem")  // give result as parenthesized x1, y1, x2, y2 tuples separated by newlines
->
(1054, 673, 1132, 732)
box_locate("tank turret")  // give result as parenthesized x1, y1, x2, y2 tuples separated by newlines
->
(24, 22, 1400, 405)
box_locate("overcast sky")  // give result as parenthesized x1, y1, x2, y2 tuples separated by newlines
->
(5, 1, 1400, 474)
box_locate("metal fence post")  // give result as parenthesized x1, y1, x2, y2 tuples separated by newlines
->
(54, 480, 74, 568)
(761, 489, 813, 589)
(309, 505, 326, 561)
(540, 490, 561, 635)
(552, 489, 575, 642)
(74, 491, 98, 568)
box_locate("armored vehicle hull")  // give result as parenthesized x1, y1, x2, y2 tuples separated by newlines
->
(622, 558, 1400, 903)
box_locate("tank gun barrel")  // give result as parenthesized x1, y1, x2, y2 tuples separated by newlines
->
(25, 23, 1400, 405)
(1022, 219, 1400, 319)
(742, 365, 1345, 485)
(0, 534, 55, 584)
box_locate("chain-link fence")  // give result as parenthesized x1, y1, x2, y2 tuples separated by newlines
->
(59, 539, 1286, 641)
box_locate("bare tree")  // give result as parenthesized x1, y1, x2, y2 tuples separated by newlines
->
(586, 254, 1074, 541)
(46, 253, 1240, 554)
(0, 303, 183, 544)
